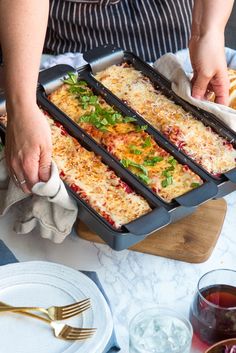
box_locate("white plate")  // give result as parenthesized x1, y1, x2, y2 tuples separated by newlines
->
(0, 261, 113, 353)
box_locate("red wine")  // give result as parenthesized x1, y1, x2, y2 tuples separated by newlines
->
(189, 284, 236, 345)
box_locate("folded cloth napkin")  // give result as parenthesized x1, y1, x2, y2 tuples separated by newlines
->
(0, 144, 78, 243)
(153, 50, 236, 132)
(0, 239, 120, 353)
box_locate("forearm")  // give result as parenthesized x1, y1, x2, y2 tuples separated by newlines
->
(189, 0, 234, 104)
(191, 0, 234, 37)
(0, 0, 49, 113)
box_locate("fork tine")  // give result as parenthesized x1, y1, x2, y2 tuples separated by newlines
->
(60, 303, 91, 319)
(60, 325, 96, 340)
(65, 331, 96, 339)
(66, 330, 96, 338)
(69, 328, 96, 334)
(60, 299, 90, 312)
(63, 333, 95, 341)
(61, 301, 91, 314)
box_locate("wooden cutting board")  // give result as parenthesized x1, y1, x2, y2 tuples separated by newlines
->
(76, 199, 227, 263)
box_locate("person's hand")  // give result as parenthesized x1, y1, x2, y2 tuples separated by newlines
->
(5, 104, 52, 193)
(189, 31, 229, 105)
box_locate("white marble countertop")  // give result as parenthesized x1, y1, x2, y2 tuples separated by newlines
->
(0, 192, 235, 353)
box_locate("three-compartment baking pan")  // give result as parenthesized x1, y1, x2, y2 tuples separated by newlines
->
(36, 60, 222, 248)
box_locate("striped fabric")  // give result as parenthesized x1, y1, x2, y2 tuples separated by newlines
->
(45, 0, 194, 62)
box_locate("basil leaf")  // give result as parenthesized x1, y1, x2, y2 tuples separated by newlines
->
(129, 145, 142, 155)
(121, 159, 148, 175)
(136, 125, 148, 132)
(144, 156, 164, 166)
(168, 157, 177, 166)
(191, 182, 200, 188)
(142, 136, 151, 148)
(138, 173, 150, 184)
(123, 116, 137, 123)
(161, 176, 173, 188)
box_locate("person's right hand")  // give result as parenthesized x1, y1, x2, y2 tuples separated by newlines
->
(5, 104, 52, 193)
(189, 31, 229, 105)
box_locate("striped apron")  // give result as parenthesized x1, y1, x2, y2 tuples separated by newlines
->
(44, 0, 194, 62)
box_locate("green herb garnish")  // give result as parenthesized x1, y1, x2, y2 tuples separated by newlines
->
(191, 182, 200, 188)
(121, 159, 148, 175)
(168, 157, 177, 167)
(129, 145, 142, 155)
(123, 116, 137, 123)
(142, 137, 152, 148)
(161, 176, 173, 188)
(136, 125, 148, 132)
(143, 156, 164, 166)
(162, 170, 172, 178)
(138, 173, 150, 184)
(64, 72, 78, 85)
(63, 75, 140, 131)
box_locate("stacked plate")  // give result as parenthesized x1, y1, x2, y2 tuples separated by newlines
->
(0, 261, 113, 353)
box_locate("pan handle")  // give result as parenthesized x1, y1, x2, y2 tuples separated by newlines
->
(224, 168, 236, 184)
(38, 64, 76, 95)
(175, 181, 218, 207)
(123, 207, 170, 236)
(83, 44, 124, 74)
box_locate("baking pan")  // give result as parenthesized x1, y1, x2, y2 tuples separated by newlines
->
(38, 64, 218, 209)
(0, 95, 173, 250)
(83, 44, 236, 193)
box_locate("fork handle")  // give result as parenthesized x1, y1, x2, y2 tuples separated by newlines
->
(0, 302, 51, 324)
(0, 305, 48, 315)
(9, 310, 51, 324)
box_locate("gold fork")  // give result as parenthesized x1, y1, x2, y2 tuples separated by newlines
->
(0, 298, 91, 321)
(0, 302, 96, 341)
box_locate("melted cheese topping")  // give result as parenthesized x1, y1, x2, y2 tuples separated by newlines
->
(95, 64, 236, 176)
(102, 131, 202, 202)
(49, 85, 136, 143)
(1, 113, 151, 229)
(49, 83, 203, 202)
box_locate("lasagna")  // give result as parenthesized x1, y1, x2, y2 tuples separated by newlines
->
(0, 113, 151, 229)
(95, 64, 236, 176)
(49, 76, 203, 202)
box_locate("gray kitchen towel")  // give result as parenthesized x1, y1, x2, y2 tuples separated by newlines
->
(0, 239, 120, 353)
(0, 143, 78, 244)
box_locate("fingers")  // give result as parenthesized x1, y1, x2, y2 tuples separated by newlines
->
(6, 142, 40, 193)
(191, 71, 229, 106)
(191, 72, 211, 101)
(38, 147, 52, 182)
(210, 75, 229, 106)
(21, 154, 40, 191)
(10, 160, 31, 194)
(9, 150, 51, 193)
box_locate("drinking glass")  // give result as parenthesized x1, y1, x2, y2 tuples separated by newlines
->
(189, 269, 236, 345)
(129, 307, 193, 353)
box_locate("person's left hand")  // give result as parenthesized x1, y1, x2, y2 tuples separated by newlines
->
(189, 30, 229, 105)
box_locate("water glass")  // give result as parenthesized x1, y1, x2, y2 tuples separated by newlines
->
(129, 307, 193, 353)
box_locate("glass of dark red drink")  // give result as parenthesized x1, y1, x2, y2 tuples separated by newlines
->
(189, 269, 236, 345)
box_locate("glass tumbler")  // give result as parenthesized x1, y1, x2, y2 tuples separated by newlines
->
(189, 268, 236, 345)
(129, 307, 193, 353)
